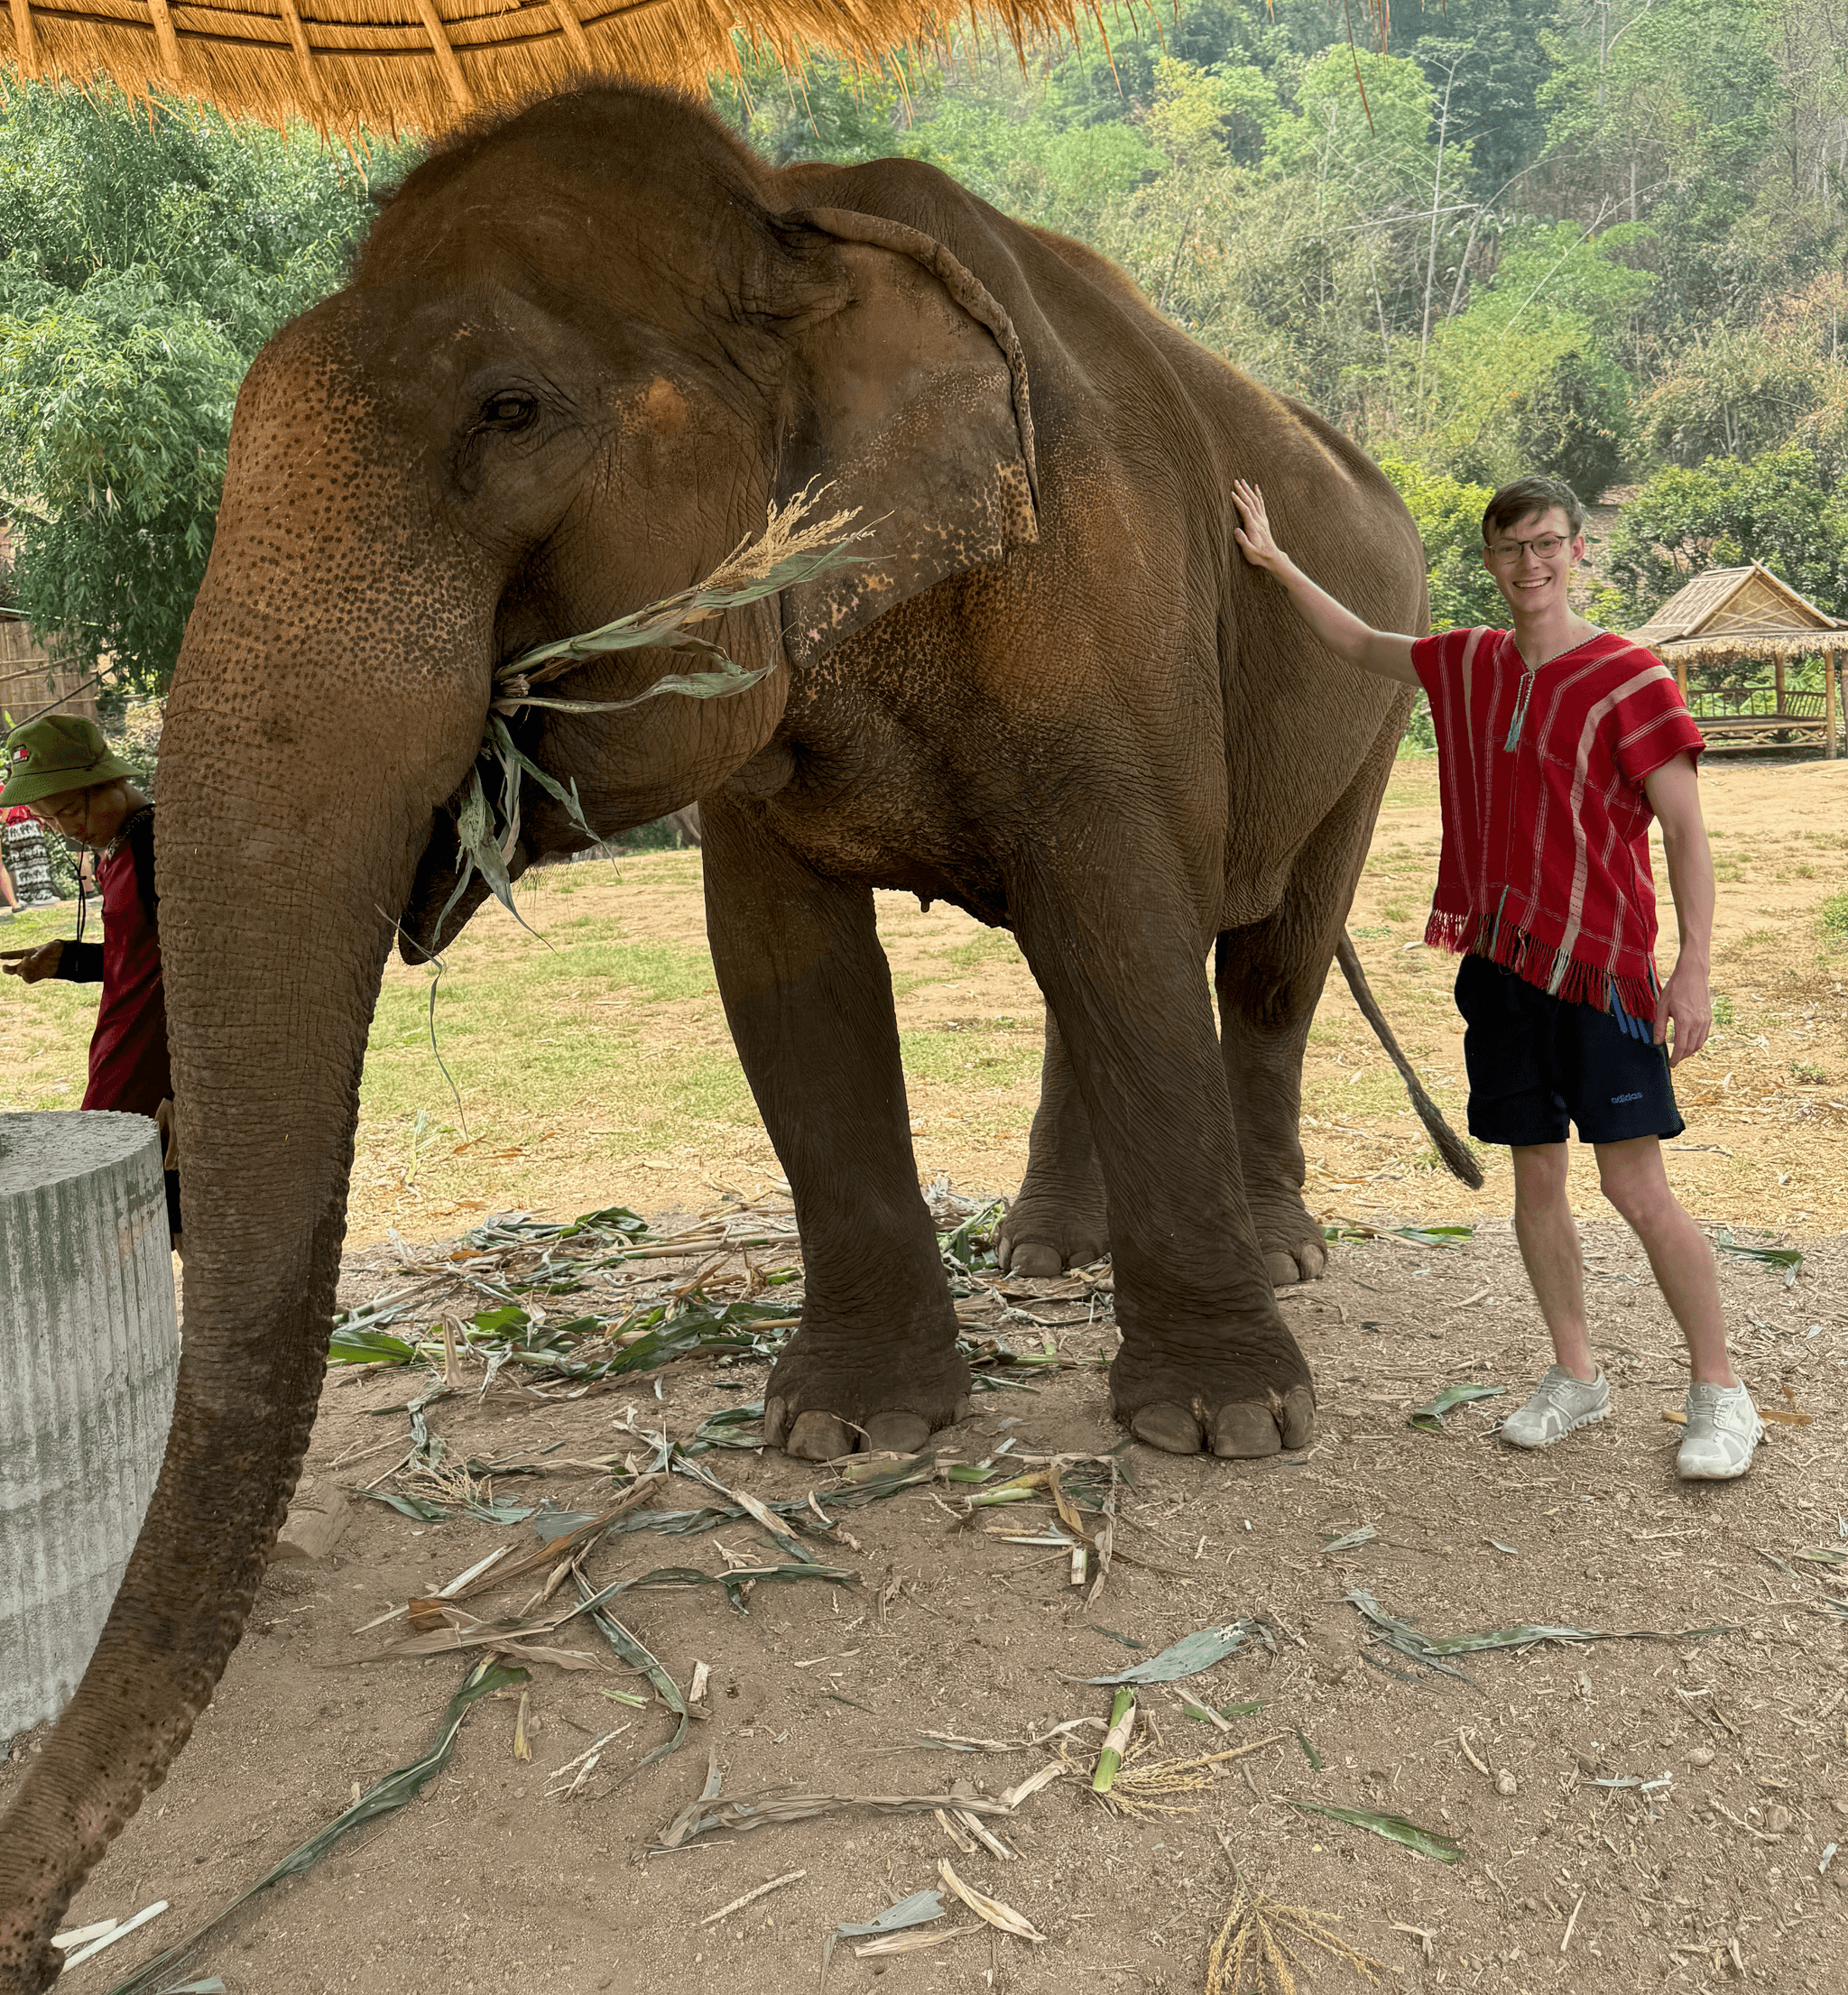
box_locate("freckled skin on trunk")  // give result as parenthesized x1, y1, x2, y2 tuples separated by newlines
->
(0, 84, 1431, 1987)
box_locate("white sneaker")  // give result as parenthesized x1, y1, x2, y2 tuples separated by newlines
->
(1500, 1365, 1611, 1449)
(1677, 1382, 1762, 1481)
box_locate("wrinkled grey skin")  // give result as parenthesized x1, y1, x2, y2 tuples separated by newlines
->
(0, 82, 1428, 1988)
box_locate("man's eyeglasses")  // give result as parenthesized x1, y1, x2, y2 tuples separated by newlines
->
(1485, 534, 1570, 562)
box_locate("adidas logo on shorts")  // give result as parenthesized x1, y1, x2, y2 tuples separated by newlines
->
(1611, 1091, 1645, 1104)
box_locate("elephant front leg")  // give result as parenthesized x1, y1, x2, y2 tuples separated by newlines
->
(701, 798, 968, 1460)
(1015, 882, 1314, 1458)
(995, 1011, 1110, 1275)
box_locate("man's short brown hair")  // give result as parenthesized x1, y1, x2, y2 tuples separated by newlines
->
(1482, 475, 1586, 544)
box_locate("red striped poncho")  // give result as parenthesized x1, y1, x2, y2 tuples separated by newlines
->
(1409, 626, 1706, 1020)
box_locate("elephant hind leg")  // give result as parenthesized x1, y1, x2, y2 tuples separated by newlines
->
(1217, 727, 1402, 1288)
(1215, 916, 1332, 1289)
(994, 1011, 1110, 1276)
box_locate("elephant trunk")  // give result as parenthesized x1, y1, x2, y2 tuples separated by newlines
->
(0, 327, 494, 1989)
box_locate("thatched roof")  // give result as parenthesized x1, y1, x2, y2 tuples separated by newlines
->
(0, 0, 1079, 136)
(1629, 560, 1848, 659)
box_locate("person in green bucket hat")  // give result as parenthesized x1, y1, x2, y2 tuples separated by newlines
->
(1, 713, 180, 1249)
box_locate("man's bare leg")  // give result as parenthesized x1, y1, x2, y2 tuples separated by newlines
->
(1594, 1135, 1735, 1387)
(1510, 1142, 1596, 1383)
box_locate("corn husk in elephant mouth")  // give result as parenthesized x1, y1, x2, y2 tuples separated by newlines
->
(439, 485, 871, 934)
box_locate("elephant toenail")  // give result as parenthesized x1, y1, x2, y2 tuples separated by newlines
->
(785, 1412, 855, 1462)
(863, 1412, 931, 1454)
(1129, 1402, 1206, 1455)
(1278, 1384, 1317, 1449)
(1211, 1402, 1285, 1458)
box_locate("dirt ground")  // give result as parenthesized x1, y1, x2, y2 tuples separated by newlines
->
(8, 1202, 1847, 1995)
(5, 753, 1847, 1995)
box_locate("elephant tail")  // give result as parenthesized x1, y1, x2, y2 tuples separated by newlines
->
(1335, 931, 1483, 1190)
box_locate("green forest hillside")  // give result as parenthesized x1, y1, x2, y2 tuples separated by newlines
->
(5, 0, 1848, 696)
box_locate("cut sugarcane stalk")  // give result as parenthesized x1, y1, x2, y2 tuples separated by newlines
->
(1093, 1688, 1136, 1794)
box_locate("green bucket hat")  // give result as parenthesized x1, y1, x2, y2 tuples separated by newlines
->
(0, 714, 137, 808)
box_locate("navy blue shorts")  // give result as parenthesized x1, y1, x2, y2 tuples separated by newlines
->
(1454, 954, 1684, 1148)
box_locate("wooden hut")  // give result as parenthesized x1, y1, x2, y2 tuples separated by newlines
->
(1629, 562, 1845, 757)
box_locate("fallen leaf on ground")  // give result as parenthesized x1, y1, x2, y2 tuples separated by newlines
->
(1076, 1621, 1262, 1686)
(1286, 1799, 1464, 1864)
(937, 1859, 1046, 1944)
(1408, 1383, 1506, 1432)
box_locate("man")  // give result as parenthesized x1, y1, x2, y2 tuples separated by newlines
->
(1231, 471, 1759, 1481)
(1, 714, 180, 1249)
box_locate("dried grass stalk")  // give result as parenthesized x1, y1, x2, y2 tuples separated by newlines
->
(654, 1787, 1016, 1851)
(1100, 1736, 1287, 1820)
(1206, 1868, 1386, 1994)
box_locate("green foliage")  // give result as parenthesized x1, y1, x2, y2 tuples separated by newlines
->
(6, 0, 1848, 711)
(1505, 346, 1631, 495)
(1377, 457, 1505, 631)
(0, 79, 413, 694)
(1263, 46, 1461, 199)
(1639, 273, 1848, 475)
(0, 271, 240, 692)
(1537, 0, 1785, 330)
(1392, 0, 1557, 198)
(1598, 447, 1848, 625)
(1420, 223, 1652, 486)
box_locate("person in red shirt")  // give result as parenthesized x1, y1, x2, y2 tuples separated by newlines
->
(1232, 471, 1760, 1482)
(1, 715, 180, 1251)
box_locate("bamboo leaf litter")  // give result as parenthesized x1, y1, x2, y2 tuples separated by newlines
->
(1077, 1620, 1272, 1686)
(1407, 1382, 1507, 1433)
(1285, 1799, 1465, 1865)
(316, 1187, 1166, 1854)
(103, 1661, 524, 1995)
(1345, 1588, 1734, 1687)
(824, 1889, 947, 1973)
(328, 1197, 1095, 1407)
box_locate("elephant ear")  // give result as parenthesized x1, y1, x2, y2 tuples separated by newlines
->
(766, 207, 1039, 666)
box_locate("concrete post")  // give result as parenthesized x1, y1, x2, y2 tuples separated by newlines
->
(0, 1112, 179, 1737)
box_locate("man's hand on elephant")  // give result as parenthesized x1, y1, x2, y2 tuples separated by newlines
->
(1231, 480, 1421, 685)
(1232, 478, 1283, 570)
(1, 940, 63, 982)
(155, 1097, 180, 1170)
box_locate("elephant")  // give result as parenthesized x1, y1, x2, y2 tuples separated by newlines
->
(0, 81, 1448, 1984)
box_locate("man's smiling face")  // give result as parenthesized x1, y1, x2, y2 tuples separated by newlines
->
(1483, 504, 1585, 621)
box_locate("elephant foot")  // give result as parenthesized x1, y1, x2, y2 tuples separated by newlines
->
(762, 1331, 972, 1463)
(995, 1191, 1110, 1277)
(1111, 1336, 1316, 1458)
(1248, 1184, 1329, 1288)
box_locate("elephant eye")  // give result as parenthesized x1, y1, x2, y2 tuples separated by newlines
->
(479, 393, 537, 431)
